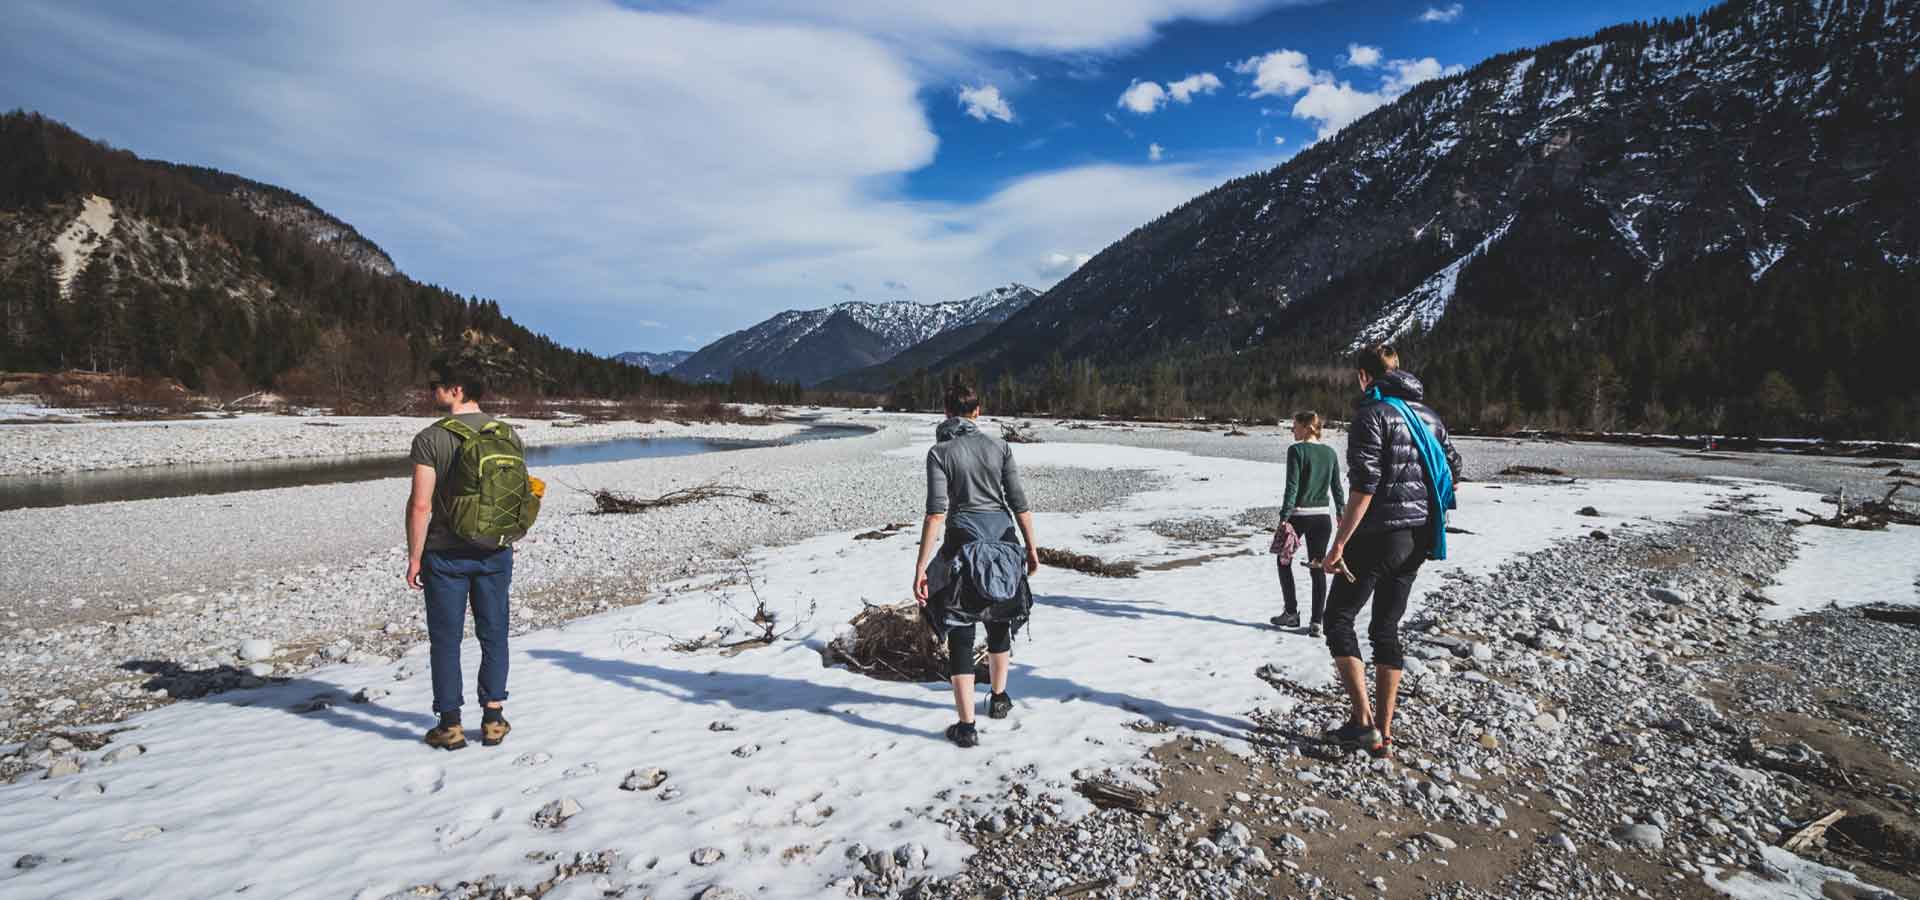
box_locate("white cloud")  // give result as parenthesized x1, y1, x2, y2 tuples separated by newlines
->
(1167, 71, 1222, 103)
(957, 83, 1014, 122)
(1148, 142, 1165, 161)
(1417, 3, 1464, 23)
(634, 319, 664, 328)
(1118, 79, 1167, 114)
(1274, 135, 1286, 145)
(1232, 49, 1318, 98)
(0, 1, 1291, 353)
(1381, 56, 1462, 93)
(1036, 251, 1093, 277)
(1232, 46, 1462, 140)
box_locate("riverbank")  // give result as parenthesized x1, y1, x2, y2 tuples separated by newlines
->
(0, 407, 815, 477)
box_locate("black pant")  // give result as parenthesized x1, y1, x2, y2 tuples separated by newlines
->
(1323, 525, 1434, 669)
(948, 622, 1012, 678)
(1278, 514, 1333, 622)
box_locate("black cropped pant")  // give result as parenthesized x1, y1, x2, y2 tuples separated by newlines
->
(1323, 524, 1434, 669)
(1277, 513, 1333, 622)
(948, 621, 1012, 678)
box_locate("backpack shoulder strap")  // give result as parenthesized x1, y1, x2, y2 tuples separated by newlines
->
(438, 416, 482, 442)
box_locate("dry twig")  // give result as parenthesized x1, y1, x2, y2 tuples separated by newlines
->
(588, 483, 774, 515)
(1038, 547, 1139, 578)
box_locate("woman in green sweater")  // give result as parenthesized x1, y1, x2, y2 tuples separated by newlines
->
(1273, 411, 1345, 635)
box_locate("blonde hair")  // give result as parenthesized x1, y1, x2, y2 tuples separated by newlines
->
(1292, 411, 1323, 439)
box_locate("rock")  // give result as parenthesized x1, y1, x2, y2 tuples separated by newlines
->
(707, 720, 736, 731)
(237, 638, 275, 661)
(1577, 506, 1601, 517)
(731, 744, 760, 758)
(1551, 833, 1577, 853)
(102, 744, 145, 765)
(14, 854, 46, 870)
(533, 797, 583, 829)
(694, 888, 747, 900)
(864, 849, 899, 875)
(1276, 833, 1309, 855)
(44, 757, 81, 779)
(55, 781, 105, 800)
(690, 847, 725, 866)
(1217, 822, 1253, 850)
(1470, 642, 1494, 661)
(383, 622, 403, 635)
(319, 639, 353, 660)
(351, 687, 389, 704)
(893, 843, 928, 869)
(1615, 823, 1665, 852)
(1418, 832, 1458, 851)
(621, 768, 669, 791)
(1532, 713, 1561, 732)
(1477, 733, 1501, 750)
(120, 825, 164, 842)
(1648, 587, 1692, 605)
(980, 815, 1007, 833)
(245, 662, 274, 678)
(1581, 623, 1610, 641)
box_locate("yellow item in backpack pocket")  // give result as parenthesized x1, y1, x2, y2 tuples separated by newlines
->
(529, 476, 546, 499)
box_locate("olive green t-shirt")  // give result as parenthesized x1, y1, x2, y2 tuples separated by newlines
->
(409, 412, 523, 552)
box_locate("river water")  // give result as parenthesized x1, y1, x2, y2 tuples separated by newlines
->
(0, 424, 869, 511)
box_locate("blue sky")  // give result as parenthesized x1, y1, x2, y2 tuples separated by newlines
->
(1, 0, 1714, 355)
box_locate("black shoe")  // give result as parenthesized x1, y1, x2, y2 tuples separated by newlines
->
(1309, 622, 1323, 638)
(1327, 721, 1382, 750)
(945, 721, 979, 748)
(988, 692, 1013, 720)
(1272, 611, 1301, 629)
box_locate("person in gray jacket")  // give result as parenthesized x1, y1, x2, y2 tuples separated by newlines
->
(1318, 344, 1462, 758)
(912, 382, 1039, 748)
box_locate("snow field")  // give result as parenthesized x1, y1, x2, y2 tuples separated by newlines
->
(0, 426, 1890, 899)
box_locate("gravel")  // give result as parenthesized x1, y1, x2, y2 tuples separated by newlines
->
(834, 501, 1919, 899)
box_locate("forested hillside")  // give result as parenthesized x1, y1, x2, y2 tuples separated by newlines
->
(0, 112, 782, 406)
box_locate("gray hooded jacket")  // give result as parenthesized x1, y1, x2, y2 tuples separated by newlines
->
(925, 417, 1030, 518)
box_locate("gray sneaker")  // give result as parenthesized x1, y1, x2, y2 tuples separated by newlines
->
(1327, 721, 1382, 750)
(1272, 611, 1301, 629)
(1309, 622, 1323, 638)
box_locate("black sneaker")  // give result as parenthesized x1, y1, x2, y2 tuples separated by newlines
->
(1327, 721, 1382, 750)
(988, 692, 1013, 720)
(1309, 622, 1323, 638)
(1271, 611, 1301, 628)
(945, 721, 979, 748)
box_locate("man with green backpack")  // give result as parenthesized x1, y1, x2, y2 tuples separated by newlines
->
(404, 359, 542, 751)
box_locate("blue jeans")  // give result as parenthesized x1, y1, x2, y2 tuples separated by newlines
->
(422, 548, 514, 714)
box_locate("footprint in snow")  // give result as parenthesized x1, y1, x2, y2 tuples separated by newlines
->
(435, 807, 503, 850)
(405, 765, 445, 795)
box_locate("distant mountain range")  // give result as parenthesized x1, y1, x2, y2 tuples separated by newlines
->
(613, 349, 693, 372)
(922, 0, 1919, 436)
(669, 284, 1037, 386)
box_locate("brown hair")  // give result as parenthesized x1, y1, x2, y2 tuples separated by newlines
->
(1292, 411, 1323, 439)
(943, 381, 980, 417)
(429, 356, 489, 402)
(1352, 343, 1400, 380)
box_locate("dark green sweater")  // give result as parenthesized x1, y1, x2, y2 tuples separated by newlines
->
(1280, 441, 1346, 518)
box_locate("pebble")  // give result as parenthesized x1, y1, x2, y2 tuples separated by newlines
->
(690, 847, 724, 866)
(1616, 823, 1665, 852)
(694, 888, 747, 900)
(731, 744, 760, 758)
(620, 768, 668, 791)
(237, 638, 274, 661)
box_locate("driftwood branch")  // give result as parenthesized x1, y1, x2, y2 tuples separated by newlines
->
(1784, 809, 1846, 853)
(1797, 484, 1918, 530)
(1038, 547, 1139, 578)
(589, 483, 774, 515)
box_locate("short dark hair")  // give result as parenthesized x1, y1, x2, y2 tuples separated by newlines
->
(1352, 344, 1400, 380)
(944, 381, 980, 417)
(430, 357, 489, 401)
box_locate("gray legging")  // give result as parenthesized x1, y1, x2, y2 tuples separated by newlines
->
(1278, 513, 1333, 622)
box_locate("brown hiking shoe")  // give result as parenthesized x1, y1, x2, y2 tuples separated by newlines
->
(481, 714, 511, 747)
(424, 722, 467, 751)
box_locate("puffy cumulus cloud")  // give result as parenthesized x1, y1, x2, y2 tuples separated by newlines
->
(1036, 251, 1093, 278)
(1231, 45, 1461, 140)
(958, 84, 1014, 122)
(1418, 3, 1464, 23)
(1382, 56, 1462, 93)
(1232, 49, 1317, 98)
(1167, 72, 1222, 103)
(1148, 142, 1165, 161)
(1118, 79, 1168, 113)
(1119, 71, 1220, 114)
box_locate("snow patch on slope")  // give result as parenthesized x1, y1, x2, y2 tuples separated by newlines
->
(1350, 216, 1517, 350)
(52, 195, 117, 296)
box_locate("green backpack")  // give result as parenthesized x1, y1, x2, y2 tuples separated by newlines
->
(437, 417, 541, 549)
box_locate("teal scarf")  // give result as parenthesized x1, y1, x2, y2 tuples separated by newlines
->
(1369, 387, 1455, 560)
